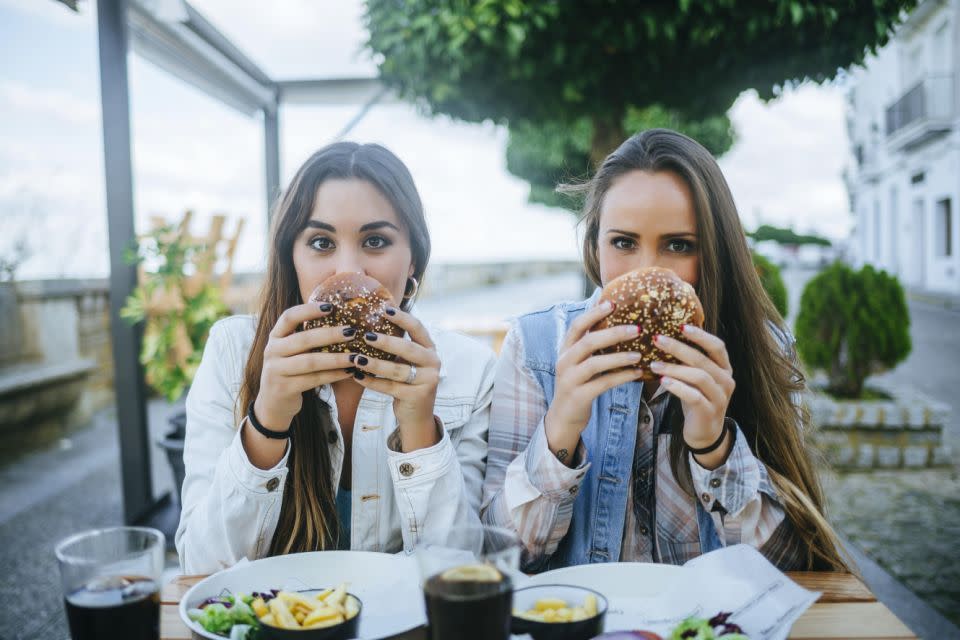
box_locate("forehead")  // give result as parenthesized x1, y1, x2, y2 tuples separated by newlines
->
(600, 170, 696, 232)
(310, 178, 401, 226)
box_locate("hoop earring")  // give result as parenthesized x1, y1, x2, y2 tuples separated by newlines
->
(403, 276, 420, 300)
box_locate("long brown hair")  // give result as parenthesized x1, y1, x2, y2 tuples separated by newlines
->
(565, 129, 848, 571)
(237, 142, 430, 556)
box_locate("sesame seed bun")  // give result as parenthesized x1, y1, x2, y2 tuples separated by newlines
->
(302, 272, 404, 362)
(591, 266, 704, 381)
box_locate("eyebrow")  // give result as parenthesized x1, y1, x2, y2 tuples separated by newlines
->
(605, 229, 697, 238)
(304, 220, 401, 233)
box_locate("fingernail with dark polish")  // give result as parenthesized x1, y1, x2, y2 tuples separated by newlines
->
(345, 367, 357, 375)
(348, 353, 357, 363)
(318, 302, 333, 312)
(357, 355, 369, 366)
(364, 332, 378, 342)
(353, 371, 365, 380)
(385, 306, 396, 316)
(343, 327, 356, 337)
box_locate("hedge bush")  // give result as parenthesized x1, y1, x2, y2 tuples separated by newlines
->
(795, 262, 911, 398)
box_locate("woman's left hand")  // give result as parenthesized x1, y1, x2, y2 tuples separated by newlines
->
(650, 324, 736, 467)
(350, 306, 441, 452)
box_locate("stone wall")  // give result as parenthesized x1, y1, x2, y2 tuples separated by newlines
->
(14, 279, 115, 420)
(809, 381, 952, 469)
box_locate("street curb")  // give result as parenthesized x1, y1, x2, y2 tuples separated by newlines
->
(909, 291, 959, 310)
(841, 535, 960, 639)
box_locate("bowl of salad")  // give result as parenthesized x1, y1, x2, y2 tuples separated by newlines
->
(187, 583, 361, 640)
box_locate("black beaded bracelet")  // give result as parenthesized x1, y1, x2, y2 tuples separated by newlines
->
(247, 400, 292, 440)
(686, 417, 734, 456)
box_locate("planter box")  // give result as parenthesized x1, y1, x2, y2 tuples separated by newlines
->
(808, 381, 952, 469)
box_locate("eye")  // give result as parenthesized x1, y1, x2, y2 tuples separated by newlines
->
(611, 236, 636, 250)
(309, 236, 334, 251)
(667, 238, 695, 253)
(363, 235, 392, 250)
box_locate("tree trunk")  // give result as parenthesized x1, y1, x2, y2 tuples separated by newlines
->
(590, 110, 627, 168)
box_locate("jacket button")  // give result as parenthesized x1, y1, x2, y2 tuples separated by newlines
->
(701, 492, 711, 503)
(327, 431, 338, 444)
(709, 478, 721, 488)
(568, 485, 579, 496)
(266, 477, 280, 492)
(641, 413, 651, 424)
(399, 462, 415, 477)
(639, 525, 649, 536)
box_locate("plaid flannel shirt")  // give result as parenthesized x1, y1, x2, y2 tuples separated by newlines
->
(480, 325, 807, 570)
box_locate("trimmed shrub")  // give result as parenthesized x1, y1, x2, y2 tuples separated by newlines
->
(795, 262, 911, 398)
(752, 251, 788, 318)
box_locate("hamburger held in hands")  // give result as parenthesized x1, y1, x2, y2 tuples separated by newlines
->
(590, 266, 704, 381)
(302, 272, 405, 363)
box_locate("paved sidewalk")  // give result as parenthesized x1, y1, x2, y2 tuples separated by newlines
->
(825, 469, 960, 636)
(0, 401, 180, 640)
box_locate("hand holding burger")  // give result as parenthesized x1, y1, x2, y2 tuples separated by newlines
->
(305, 272, 443, 453)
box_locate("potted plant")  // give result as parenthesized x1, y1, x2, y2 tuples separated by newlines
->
(121, 213, 239, 499)
(795, 262, 947, 469)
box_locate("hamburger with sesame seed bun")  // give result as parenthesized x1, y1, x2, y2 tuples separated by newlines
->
(591, 266, 704, 381)
(303, 272, 405, 362)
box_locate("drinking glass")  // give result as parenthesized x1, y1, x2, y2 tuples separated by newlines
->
(415, 524, 521, 640)
(55, 526, 165, 640)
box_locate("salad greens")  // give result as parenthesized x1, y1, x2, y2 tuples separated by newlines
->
(187, 591, 264, 639)
(669, 611, 749, 639)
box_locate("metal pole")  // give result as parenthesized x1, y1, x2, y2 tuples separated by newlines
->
(264, 106, 280, 226)
(97, 0, 155, 524)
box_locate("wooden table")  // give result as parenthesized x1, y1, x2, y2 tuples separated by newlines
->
(161, 571, 916, 639)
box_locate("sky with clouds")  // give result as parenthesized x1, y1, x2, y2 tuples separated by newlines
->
(0, 0, 854, 280)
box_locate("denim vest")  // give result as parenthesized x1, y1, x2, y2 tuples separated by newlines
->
(516, 292, 722, 569)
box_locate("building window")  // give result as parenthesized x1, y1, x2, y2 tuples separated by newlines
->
(936, 198, 953, 257)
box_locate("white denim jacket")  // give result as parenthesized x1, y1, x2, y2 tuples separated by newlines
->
(176, 315, 496, 574)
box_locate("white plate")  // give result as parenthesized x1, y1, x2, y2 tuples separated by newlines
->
(525, 562, 686, 598)
(179, 551, 425, 639)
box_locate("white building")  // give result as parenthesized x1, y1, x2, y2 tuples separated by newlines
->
(846, 0, 960, 295)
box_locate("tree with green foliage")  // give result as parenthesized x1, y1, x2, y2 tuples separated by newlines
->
(365, 0, 914, 165)
(750, 224, 832, 247)
(752, 252, 789, 318)
(506, 106, 735, 210)
(795, 262, 910, 399)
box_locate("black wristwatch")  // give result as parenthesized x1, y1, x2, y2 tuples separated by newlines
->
(247, 400, 293, 440)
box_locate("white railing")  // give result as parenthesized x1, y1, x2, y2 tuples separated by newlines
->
(885, 75, 955, 137)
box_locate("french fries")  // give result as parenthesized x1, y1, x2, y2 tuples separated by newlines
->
(256, 583, 360, 630)
(515, 593, 599, 623)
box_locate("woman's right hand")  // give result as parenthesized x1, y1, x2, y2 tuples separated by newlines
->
(543, 301, 645, 466)
(252, 302, 354, 437)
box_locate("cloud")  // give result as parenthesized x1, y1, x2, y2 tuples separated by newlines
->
(190, 0, 377, 79)
(0, 80, 98, 125)
(0, 0, 90, 29)
(719, 83, 853, 239)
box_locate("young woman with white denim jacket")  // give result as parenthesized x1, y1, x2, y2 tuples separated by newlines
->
(176, 143, 496, 574)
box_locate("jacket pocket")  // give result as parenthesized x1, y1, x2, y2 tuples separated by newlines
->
(434, 398, 472, 445)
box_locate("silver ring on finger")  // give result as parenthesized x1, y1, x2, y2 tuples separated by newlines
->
(404, 364, 418, 385)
